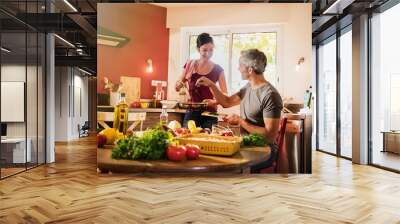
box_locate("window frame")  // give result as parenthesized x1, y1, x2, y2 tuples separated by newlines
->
(389, 73, 400, 130)
(315, 24, 353, 161)
(369, 1, 400, 173)
(180, 24, 283, 94)
(316, 34, 338, 156)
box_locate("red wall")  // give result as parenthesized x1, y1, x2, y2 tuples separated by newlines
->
(97, 4, 169, 99)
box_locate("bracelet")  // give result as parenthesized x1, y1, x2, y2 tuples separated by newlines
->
(176, 80, 183, 87)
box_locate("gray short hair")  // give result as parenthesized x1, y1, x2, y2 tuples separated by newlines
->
(240, 49, 267, 75)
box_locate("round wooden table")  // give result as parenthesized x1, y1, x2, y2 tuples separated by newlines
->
(97, 146, 271, 173)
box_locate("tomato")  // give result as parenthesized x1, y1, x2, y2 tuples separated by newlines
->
(97, 134, 107, 148)
(201, 128, 211, 134)
(167, 145, 187, 161)
(174, 128, 189, 136)
(185, 144, 200, 160)
(130, 101, 141, 108)
(222, 131, 234, 136)
(174, 128, 184, 135)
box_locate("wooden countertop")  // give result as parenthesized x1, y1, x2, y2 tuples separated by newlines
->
(283, 113, 312, 120)
(97, 106, 187, 113)
(97, 146, 271, 173)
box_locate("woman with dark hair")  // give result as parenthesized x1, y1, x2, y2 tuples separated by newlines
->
(175, 33, 227, 129)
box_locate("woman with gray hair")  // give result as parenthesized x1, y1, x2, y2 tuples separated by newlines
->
(196, 48, 283, 173)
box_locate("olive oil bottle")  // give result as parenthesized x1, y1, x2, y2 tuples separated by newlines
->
(160, 105, 168, 125)
(113, 93, 129, 134)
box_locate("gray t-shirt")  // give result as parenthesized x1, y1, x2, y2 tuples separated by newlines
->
(238, 82, 283, 128)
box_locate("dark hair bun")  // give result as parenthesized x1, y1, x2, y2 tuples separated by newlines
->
(197, 33, 213, 48)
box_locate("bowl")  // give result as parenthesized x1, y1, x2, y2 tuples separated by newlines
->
(178, 102, 207, 110)
(140, 99, 152, 109)
(161, 100, 178, 109)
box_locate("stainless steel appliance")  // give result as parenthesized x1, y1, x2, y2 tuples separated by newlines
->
(283, 113, 312, 173)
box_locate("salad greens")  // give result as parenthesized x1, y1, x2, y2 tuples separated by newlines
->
(241, 133, 268, 147)
(112, 124, 175, 160)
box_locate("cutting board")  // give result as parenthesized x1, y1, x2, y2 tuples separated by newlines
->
(120, 76, 141, 105)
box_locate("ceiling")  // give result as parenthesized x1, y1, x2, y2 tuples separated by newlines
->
(0, 0, 394, 76)
(0, 0, 97, 74)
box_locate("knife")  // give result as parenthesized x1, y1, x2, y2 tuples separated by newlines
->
(201, 111, 227, 118)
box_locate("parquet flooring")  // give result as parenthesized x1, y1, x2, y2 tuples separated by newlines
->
(1, 167, 26, 178)
(372, 151, 400, 171)
(0, 136, 400, 224)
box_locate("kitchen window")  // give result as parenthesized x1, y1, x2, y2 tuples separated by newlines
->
(317, 36, 337, 155)
(390, 74, 400, 130)
(315, 24, 353, 159)
(339, 28, 352, 158)
(370, 2, 400, 171)
(182, 25, 281, 95)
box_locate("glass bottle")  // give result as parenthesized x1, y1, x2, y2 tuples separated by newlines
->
(113, 92, 129, 134)
(160, 105, 168, 125)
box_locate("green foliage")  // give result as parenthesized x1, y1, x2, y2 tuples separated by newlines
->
(232, 32, 277, 65)
(188, 32, 279, 89)
(96, 127, 104, 133)
(241, 133, 268, 147)
(112, 125, 174, 160)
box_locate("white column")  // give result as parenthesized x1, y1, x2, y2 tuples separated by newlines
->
(352, 14, 369, 164)
(54, 67, 73, 141)
(46, 33, 55, 163)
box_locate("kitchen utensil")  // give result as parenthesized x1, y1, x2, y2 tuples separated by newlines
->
(178, 102, 207, 110)
(161, 100, 178, 109)
(192, 87, 201, 98)
(140, 99, 152, 108)
(176, 133, 242, 156)
(211, 124, 233, 135)
(120, 76, 141, 105)
(153, 81, 166, 101)
(201, 111, 227, 118)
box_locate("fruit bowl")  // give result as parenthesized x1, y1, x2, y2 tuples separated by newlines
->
(176, 134, 242, 156)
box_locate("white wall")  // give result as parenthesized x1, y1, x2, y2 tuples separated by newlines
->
(72, 73, 89, 138)
(54, 67, 89, 141)
(162, 3, 312, 105)
(1, 65, 40, 137)
(55, 67, 69, 141)
(1, 64, 46, 163)
(1, 65, 27, 138)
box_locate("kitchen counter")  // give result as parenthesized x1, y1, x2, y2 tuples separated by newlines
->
(97, 145, 271, 174)
(97, 105, 187, 130)
(97, 105, 187, 113)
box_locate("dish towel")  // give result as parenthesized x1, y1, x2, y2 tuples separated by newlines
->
(183, 59, 197, 81)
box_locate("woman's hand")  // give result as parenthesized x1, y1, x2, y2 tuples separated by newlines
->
(175, 80, 185, 92)
(223, 114, 242, 126)
(195, 77, 214, 88)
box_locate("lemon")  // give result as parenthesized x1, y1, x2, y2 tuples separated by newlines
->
(190, 127, 203, 134)
(116, 132, 125, 142)
(168, 120, 182, 130)
(188, 120, 197, 130)
(99, 128, 118, 144)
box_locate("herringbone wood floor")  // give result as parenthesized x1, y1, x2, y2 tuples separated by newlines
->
(1, 136, 400, 224)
